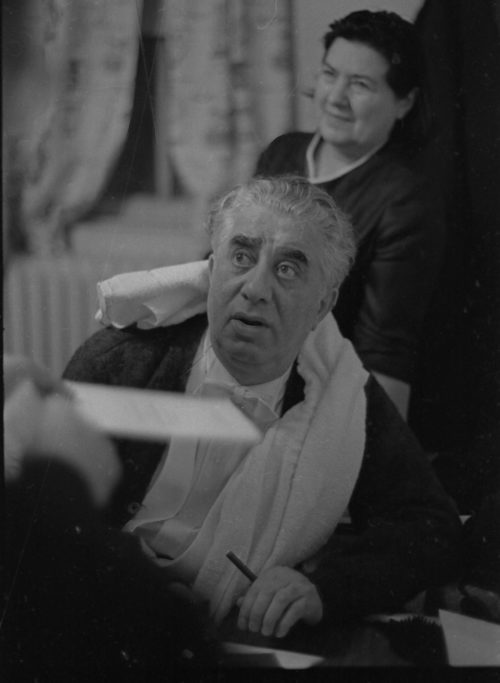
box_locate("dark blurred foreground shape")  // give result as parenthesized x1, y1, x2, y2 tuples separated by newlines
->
(408, 0, 500, 515)
(3, 452, 218, 678)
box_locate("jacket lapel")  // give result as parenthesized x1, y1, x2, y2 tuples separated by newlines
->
(281, 361, 305, 415)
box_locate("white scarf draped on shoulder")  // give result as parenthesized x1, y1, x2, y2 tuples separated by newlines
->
(95, 261, 369, 621)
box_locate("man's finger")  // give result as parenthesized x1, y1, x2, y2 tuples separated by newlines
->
(237, 577, 288, 633)
(236, 569, 323, 637)
(236, 587, 257, 631)
(241, 582, 305, 637)
(240, 586, 274, 633)
(260, 585, 306, 636)
(275, 597, 307, 638)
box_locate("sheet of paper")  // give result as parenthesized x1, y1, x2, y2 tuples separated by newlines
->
(366, 612, 440, 624)
(66, 381, 261, 444)
(439, 609, 500, 666)
(222, 642, 324, 669)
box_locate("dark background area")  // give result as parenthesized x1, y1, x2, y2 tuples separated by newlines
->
(410, 0, 500, 457)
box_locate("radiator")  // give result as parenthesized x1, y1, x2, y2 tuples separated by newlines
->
(3, 256, 134, 376)
(3, 202, 206, 377)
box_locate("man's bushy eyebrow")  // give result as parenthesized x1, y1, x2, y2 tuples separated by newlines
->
(280, 248, 309, 265)
(230, 234, 262, 249)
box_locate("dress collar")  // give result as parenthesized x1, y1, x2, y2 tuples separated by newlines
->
(306, 131, 384, 183)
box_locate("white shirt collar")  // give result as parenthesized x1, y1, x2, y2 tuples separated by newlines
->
(306, 131, 384, 184)
(186, 331, 290, 414)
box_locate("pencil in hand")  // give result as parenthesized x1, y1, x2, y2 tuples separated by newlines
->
(226, 551, 257, 583)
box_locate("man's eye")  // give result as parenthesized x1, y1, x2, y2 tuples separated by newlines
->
(276, 263, 298, 280)
(232, 250, 252, 267)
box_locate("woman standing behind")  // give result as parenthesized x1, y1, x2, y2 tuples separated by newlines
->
(256, 10, 445, 419)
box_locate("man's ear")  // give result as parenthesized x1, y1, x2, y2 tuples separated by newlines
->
(329, 287, 339, 311)
(208, 253, 215, 278)
(312, 286, 338, 329)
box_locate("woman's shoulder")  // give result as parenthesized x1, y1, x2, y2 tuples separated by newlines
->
(346, 145, 437, 209)
(260, 132, 313, 158)
(370, 144, 425, 184)
(270, 131, 313, 145)
(256, 132, 313, 175)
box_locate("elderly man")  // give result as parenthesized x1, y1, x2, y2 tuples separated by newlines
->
(64, 176, 460, 638)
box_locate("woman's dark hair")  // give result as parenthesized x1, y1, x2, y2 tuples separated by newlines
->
(322, 10, 433, 151)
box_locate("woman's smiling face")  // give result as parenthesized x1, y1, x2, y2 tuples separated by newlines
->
(314, 38, 415, 160)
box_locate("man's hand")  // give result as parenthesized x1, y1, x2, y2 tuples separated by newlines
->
(236, 566, 323, 638)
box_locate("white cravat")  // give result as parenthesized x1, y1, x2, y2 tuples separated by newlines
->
(196, 380, 278, 432)
(124, 332, 290, 559)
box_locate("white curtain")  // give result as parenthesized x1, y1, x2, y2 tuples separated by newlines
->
(156, 0, 295, 201)
(16, 0, 143, 254)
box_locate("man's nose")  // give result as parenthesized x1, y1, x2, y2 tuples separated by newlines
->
(241, 261, 272, 303)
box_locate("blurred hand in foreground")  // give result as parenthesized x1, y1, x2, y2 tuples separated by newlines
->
(4, 354, 121, 507)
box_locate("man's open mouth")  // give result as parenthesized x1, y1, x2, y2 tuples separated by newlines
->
(232, 314, 266, 327)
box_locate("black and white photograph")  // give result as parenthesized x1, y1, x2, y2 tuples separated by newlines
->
(3, 0, 500, 677)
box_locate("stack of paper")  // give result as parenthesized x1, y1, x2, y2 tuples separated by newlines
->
(440, 609, 500, 666)
(222, 642, 324, 668)
(66, 381, 262, 444)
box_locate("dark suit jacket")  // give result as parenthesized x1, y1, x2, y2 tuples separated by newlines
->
(63, 314, 461, 621)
